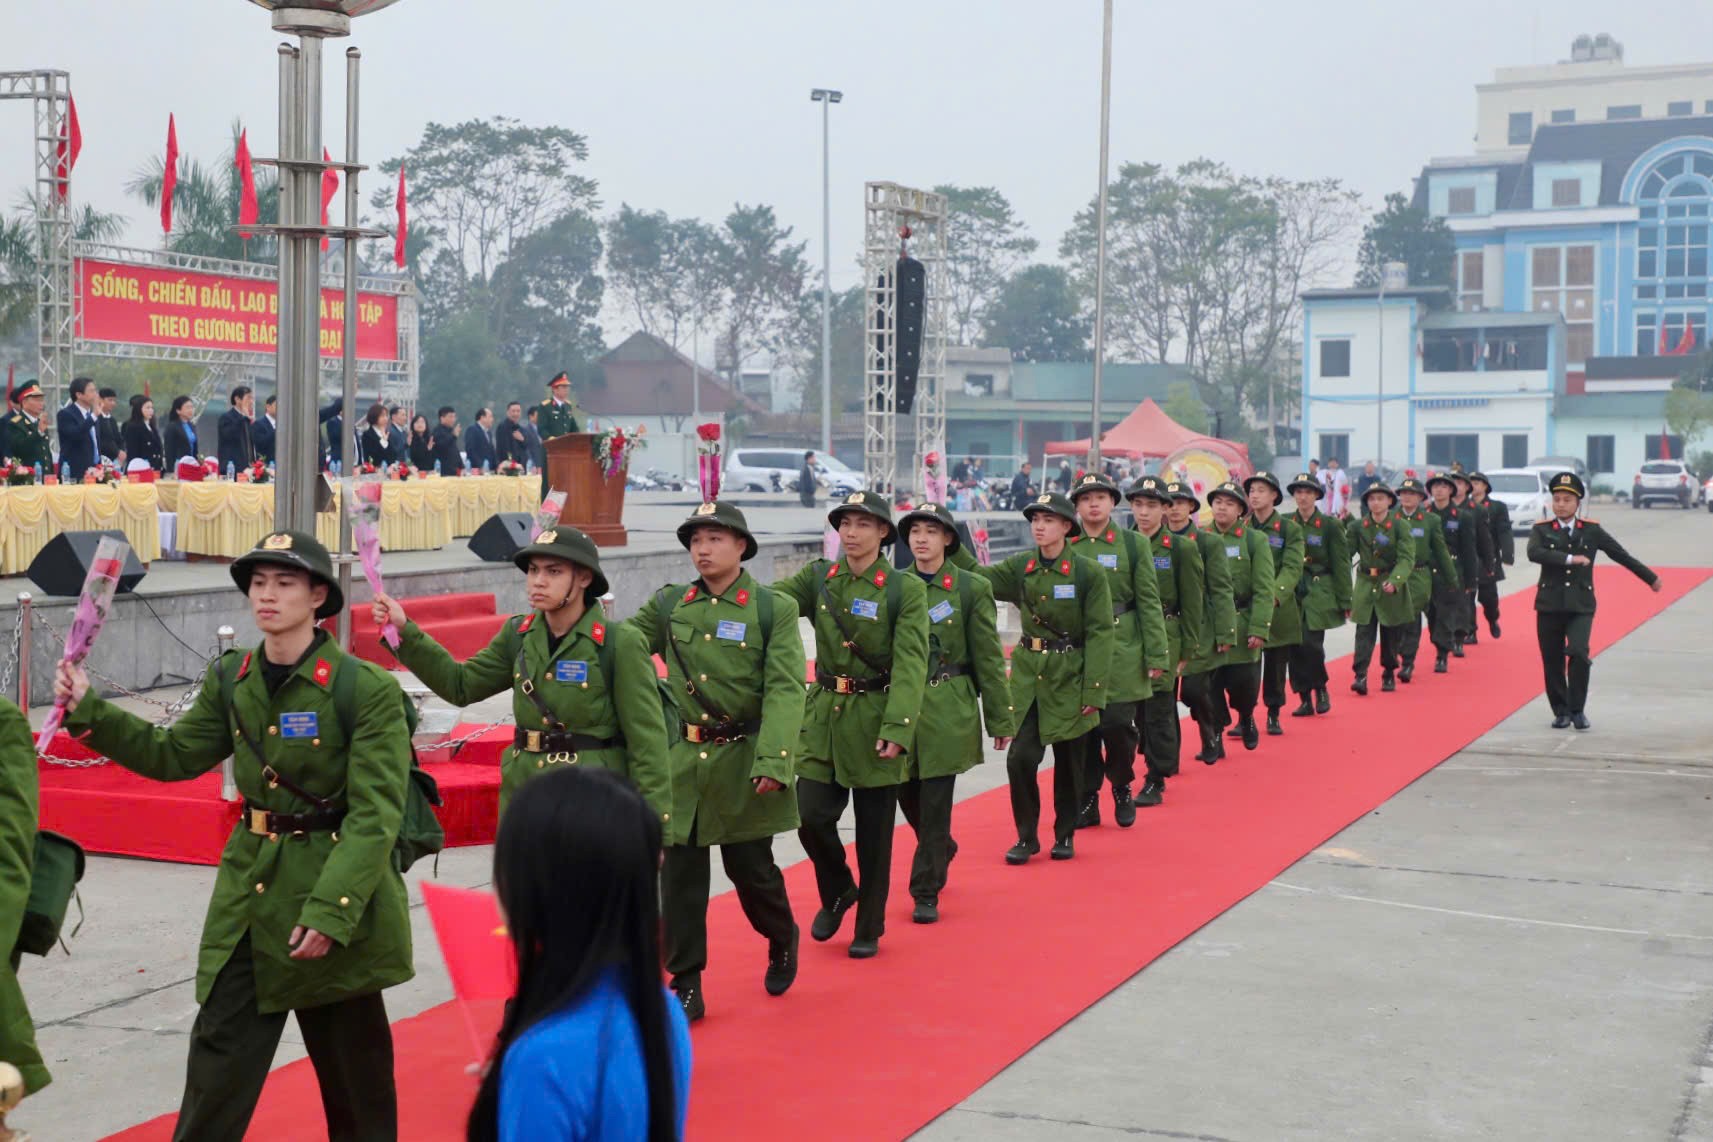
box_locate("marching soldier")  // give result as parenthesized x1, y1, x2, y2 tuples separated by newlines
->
(1394, 477, 1456, 682)
(374, 526, 671, 820)
(1346, 483, 1417, 693)
(626, 501, 805, 1022)
(1204, 481, 1275, 751)
(0, 697, 46, 1140)
(896, 502, 1015, 922)
(772, 491, 929, 959)
(1127, 475, 1204, 806)
(2, 382, 50, 475)
(1527, 471, 1661, 730)
(1450, 472, 1490, 649)
(58, 531, 415, 1139)
(1243, 471, 1304, 737)
(958, 493, 1114, 863)
(1166, 481, 1239, 764)
(1428, 473, 1478, 670)
(1467, 471, 1514, 638)
(1286, 471, 1350, 717)
(1066, 472, 1169, 829)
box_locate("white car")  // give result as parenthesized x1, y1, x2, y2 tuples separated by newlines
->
(1482, 467, 1553, 534)
(725, 447, 866, 495)
(1631, 459, 1698, 509)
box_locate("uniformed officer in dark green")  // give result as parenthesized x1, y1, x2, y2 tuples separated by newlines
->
(1452, 472, 1493, 647)
(1527, 471, 1661, 730)
(59, 530, 414, 1140)
(376, 527, 671, 820)
(535, 371, 583, 496)
(1286, 472, 1349, 717)
(1468, 471, 1515, 638)
(1127, 475, 1204, 806)
(3, 381, 51, 475)
(627, 501, 805, 1021)
(1243, 471, 1304, 737)
(896, 501, 1015, 922)
(1065, 471, 1169, 829)
(1346, 483, 1417, 693)
(1204, 481, 1275, 750)
(1395, 477, 1456, 681)
(960, 492, 1114, 862)
(1427, 473, 1477, 671)
(1166, 481, 1239, 764)
(773, 491, 929, 958)
(0, 696, 48, 1125)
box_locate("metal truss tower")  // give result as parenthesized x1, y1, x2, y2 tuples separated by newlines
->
(862, 182, 947, 496)
(0, 70, 75, 414)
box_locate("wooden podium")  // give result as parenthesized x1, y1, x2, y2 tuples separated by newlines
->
(545, 432, 628, 546)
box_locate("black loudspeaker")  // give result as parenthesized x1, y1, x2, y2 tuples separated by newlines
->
(894, 254, 925, 414)
(27, 530, 148, 597)
(467, 512, 536, 563)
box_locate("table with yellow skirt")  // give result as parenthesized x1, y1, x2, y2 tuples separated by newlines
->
(0, 482, 165, 575)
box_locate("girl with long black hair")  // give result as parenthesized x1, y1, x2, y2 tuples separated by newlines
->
(467, 766, 691, 1142)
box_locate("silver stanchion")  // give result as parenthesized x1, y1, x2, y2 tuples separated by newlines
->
(16, 592, 31, 711)
(216, 625, 238, 801)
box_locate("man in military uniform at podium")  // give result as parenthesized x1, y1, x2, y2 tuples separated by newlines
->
(3, 381, 51, 475)
(536, 371, 583, 496)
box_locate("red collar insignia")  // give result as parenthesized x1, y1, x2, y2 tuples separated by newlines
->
(1235, 526, 1244, 537)
(237, 651, 252, 680)
(311, 658, 333, 689)
(1383, 521, 1392, 531)
(941, 573, 953, 590)
(873, 570, 887, 587)
(735, 588, 750, 606)
(1574, 520, 1583, 529)
(591, 622, 606, 646)
(1059, 559, 1071, 574)
(518, 613, 535, 633)
(1068, 534, 1082, 544)
(683, 585, 699, 603)
(1161, 534, 1172, 548)
(1105, 529, 1115, 543)
(826, 562, 840, 579)
(1314, 517, 1321, 528)
(1025, 558, 1037, 573)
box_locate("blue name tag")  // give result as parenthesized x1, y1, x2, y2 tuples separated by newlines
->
(929, 600, 954, 624)
(1268, 533, 1284, 548)
(1153, 555, 1172, 570)
(1410, 527, 1425, 538)
(1225, 544, 1241, 560)
(1053, 583, 1077, 600)
(554, 660, 589, 683)
(1097, 553, 1118, 569)
(715, 620, 747, 641)
(279, 712, 318, 739)
(1446, 520, 1459, 531)
(851, 598, 880, 620)
(1376, 535, 1391, 547)
(1306, 534, 1323, 547)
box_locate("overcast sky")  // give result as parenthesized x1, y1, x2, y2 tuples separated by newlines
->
(10, 1, 1713, 310)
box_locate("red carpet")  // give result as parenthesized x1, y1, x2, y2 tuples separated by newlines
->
(333, 591, 507, 667)
(102, 568, 1706, 1140)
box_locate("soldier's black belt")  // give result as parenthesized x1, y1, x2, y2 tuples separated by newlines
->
(1161, 605, 1182, 619)
(1020, 636, 1082, 653)
(682, 719, 761, 744)
(929, 663, 972, 685)
(1111, 600, 1134, 617)
(1363, 566, 1385, 579)
(513, 728, 624, 753)
(245, 802, 344, 837)
(815, 669, 891, 694)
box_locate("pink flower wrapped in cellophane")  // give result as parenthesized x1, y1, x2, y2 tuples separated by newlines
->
(695, 422, 722, 502)
(349, 476, 398, 648)
(36, 536, 130, 752)
(532, 489, 567, 541)
(922, 450, 946, 504)
(973, 526, 992, 566)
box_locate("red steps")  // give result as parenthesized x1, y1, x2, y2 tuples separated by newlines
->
(331, 592, 510, 667)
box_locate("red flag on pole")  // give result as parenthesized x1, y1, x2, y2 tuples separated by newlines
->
(1658, 321, 1670, 355)
(1661, 427, 1673, 460)
(235, 129, 259, 240)
(393, 164, 408, 269)
(1674, 324, 1697, 356)
(161, 114, 178, 234)
(320, 148, 340, 252)
(56, 95, 81, 200)
(421, 882, 513, 1060)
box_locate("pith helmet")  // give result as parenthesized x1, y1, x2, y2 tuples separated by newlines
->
(1363, 481, 1400, 508)
(1207, 480, 1248, 508)
(1165, 480, 1201, 510)
(1244, 470, 1284, 505)
(677, 500, 759, 561)
(513, 525, 609, 602)
(1126, 474, 1172, 504)
(1022, 491, 1079, 525)
(1286, 471, 1322, 496)
(1070, 471, 1122, 502)
(231, 530, 344, 619)
(827, 490, 898, 545)
(897, 500, 961, 555)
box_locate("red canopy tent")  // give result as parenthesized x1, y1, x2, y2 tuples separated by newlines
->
(1043, 398, 1209, 460)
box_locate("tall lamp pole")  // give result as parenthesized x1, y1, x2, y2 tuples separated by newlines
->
(811, 88, 842, 455)
(1089, 0, 1114, 472)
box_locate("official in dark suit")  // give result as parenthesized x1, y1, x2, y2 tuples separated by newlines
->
(97, 387, 124, 464)
(407, 413, 433, 471)
(251, 395, 278, 465)
(123, 395, 165, 473)
(318, 399, 346, 470)
(387, 407, 410, 464)
(217, 386, 257, 477)
(497, 402, 532, 466)
(463, 407, 497, 472)
(163, 395, 199, 471)
(1526, 471, 1661, 730)
(55, 376, 101, 479)
(522, 408, 546, 471)
(359, 403, 394, 467)
(430, 406, 463, 475)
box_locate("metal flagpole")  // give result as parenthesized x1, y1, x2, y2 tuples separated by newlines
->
(337, 47, 361, 650)
(1089, 0, 1114, 473)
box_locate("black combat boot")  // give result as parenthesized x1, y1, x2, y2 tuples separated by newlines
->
(1381, 669, 1397, 692)
(1314, 688, 1331, 714)
(1240, 716, 1260, 750)
(1433, 651, 1449, 674)
(1112, 784, 1137, 828)
(765, 927, 799, 994)
(1137, 775, 1165, 806)
(1351, 674, 1368, 696)
(1266, 710, 1283, 736)
(1290, 695, 1315, 717)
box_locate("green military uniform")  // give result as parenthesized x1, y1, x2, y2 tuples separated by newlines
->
(1204, 482, 1276, 749)
(65, 531, 412, 1139)
(1469, 473, 1515, 638)
(1395, 480, 1457, 678)
(896, 502, 1015, 920)
(536, 373, 583, 495)
(1063, 472, 1168, 827)
(1285, 473, 1351, 717)
(1426, 475, 1477, 666)
(773, 491, 929, 951)
(1346, 488, 1417, 692)
(3, 398, 51, 475)
(1244, 472, 1305, 735)
(1453, 476, 1491, 645)
(1128, 475, 1204, 800)
(959, 493, 1114, 858)
(1167, 481, 1239, 765)
(0, 698, 48, 1101)
(395, 528, 670, 822)
(1527, 471, 1659, 728)
(628, 501, 805, 1015)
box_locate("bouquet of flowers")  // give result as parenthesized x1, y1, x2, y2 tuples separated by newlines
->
(595, 423, 646, 480)
(695, 422, 722, 501)
(348, 475, 399, 648)
(36, 536, 130, 751)
(247, 459, 272, 485)
(973, 525, 992, 566)
(357, 461, 381, 476)
(921, 449, 946, 504)
(495, 459, 525, 477)
(89, 461, 121, 486)
(531, 488, 567, 541)
(0, 462, 37, 487)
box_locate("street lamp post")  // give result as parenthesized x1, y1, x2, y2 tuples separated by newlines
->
(1089, 0, 1114, 472)
(810, 88, 842, 455)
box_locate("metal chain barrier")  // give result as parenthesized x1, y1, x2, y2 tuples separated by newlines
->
(0, 607, 23, 702)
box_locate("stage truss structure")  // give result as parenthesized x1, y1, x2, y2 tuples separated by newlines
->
(0, 69, 75, 413)
(863, 182, 947, 495)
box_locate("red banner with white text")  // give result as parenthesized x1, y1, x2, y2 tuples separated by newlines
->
(77, 257, 401, 361)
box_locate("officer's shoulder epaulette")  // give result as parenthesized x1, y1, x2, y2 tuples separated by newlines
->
(1582, 517, 1599, 526)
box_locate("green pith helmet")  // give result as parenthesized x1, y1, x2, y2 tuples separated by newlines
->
(1425, 471, 1457, 494)
(1207, 480, 1248, 509)
(1164, 480, 1201, 510)
(1021, 491, 1078, 525)
(1396, 476, 1427, 498)
(1071, 471, 1122, 502)
(677, 500, 759, 561)
(1126, 474, 1172, 504)
(1286, 471, 1322, 496)
(231, 530, 344, 619)
(1244, 470, 1284, 505)
(1468, 470, 1491, 490)
(896, 500, 961, 555)
(513, 525, 609, 602)
(1548, 470, 1586, 499)
(1363, 481, 1400, 508)
(827, 490, 898, 545)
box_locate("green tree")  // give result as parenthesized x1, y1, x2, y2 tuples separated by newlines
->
(603, 206, 727, 348)
(416, 308, 515, 415)
(934, 185, 1037, 345)
(714, 204, 806, 383)
(1354, 192, 1454, 288)
(125, 121, 281, 263)
(1161, 380, 1210, 434)
(0, 204, 125, 338)
(980, 264, 1088, 361)
(793, 283, 866, 418)
(1666, 358, 1713, 459)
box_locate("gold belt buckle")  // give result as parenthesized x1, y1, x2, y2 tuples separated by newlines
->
(1025, 637, 1045, 652)
(247, 807, 271, 835)
(835, 676, 855, 695)
(525, 729, 544, 751)
(685, 724, 704, 743)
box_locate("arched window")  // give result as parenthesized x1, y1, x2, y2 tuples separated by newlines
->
(1634, 150, 1713, 353)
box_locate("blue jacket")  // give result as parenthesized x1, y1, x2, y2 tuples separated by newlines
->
(55, 402, 99, 479)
